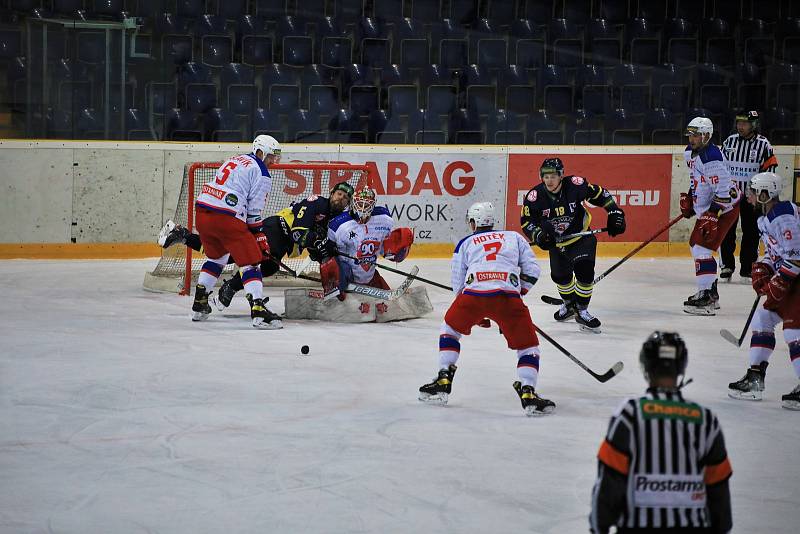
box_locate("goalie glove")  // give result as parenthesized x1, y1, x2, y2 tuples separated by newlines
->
(383, 227, 414, 262)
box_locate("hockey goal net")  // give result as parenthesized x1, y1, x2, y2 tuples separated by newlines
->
(144, 161, 369, 294)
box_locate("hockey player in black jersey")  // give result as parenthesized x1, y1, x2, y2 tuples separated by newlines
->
(520, 158, 626, 333)
(590, 332, 733, 533)
(158, 181, 354, 309)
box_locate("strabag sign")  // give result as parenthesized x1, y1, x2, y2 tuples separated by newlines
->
(505, 153, 672, 242)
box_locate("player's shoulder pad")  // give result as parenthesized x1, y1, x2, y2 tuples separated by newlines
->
(329, 210, 356, 231)
(248, 153, 269, 177)
(454, 233, 475, 254)
(767, 200, 796, 222)
(699, 143, 724, 163)
(372, 205, 391, 217)
(523, 186, 539, 203)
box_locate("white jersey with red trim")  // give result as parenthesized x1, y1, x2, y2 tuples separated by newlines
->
(451, 229, 541, 296)
(195, 153, 272, 228)
(683, 143, 739, 215)
(757, 201, 800, 276)
(328, 207, 394, 284)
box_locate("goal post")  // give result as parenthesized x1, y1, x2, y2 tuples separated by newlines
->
(144, 161, 369, 294)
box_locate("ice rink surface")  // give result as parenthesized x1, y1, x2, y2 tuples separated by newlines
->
(1, 257, 798, 534)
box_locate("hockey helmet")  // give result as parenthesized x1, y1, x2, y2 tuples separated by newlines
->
(734, 110, 760, 132)
(640, 331, 688, 381)
(539, 157, 565, 179)
(749, 172, 783, 203)
(252, 134, 281, 160)
(684, 117, 713, 138)
(331, 181, 355, 200)
(466, 201, 495, 228)
(352, 187, 377, 220)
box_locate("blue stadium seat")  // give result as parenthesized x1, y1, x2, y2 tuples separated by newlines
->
(303, 63, 339, 108)
(409, 108, 448, 143)
(433, 18, 468, 67)
(447, 0, 479, 25)
(252, 107, 286, 139)
(47, 108, 75, 139)
(711, 0, 741, 20)
(162, 34, 193, 65)
(335, 0, 365, 19)
(665, 18, 698, 66)
(778, 18, 800, 63)
(374, 0, 405, 20)
(344, 63, 379, 115)
(465, 63, 496, 115)
(587, 18, 622, 66)
(675, 0, 705, 22)
(386, 78, 418, 115)
(487, 108, 525, 144)
(426, 82, 457, 114)
(769, 62, 800, 111)
(367, 109, 391, 143)
(358, 17, 391, 67)
(703, 18, 735, 67)
(146, 81, 177, 116)
(297, 0, 329, 19)
(242, 36, 273, 66)
(223, 64, 258, 115)
(500, 64, 536, 114)
(155, 13, 190, 34)
(540, 64, 573, 115)
(526, 110, 563, 144)
(765, 108, 800, 144)
(276, 16, 314, 66)
(652, 63, 689, 113)
(262, 64, 300, 113)
(206, 108, 242, 141)
(394, 17, 429, 68)
(329, 108, 367, 142)
(644, 107, 682, 144)
(75, 108, 104, 139)
(612, 63, 651, 114)
(288, 108, 326, 142)
(321, 33, 353, 68)
(549, 18, 583, 68)
(411, 0, 441, 21)
(125, 108, 155, 140)
(487, 0, 516, 26)
(697, 63, 731, 114)
(627, 18, 660, 66)
(175, 0, 204, 19)
(218, 0, 247, 21)
(511, 19, 545, 68)
(519, 0, 554, 21)
(195, 14, 228, 37)
(736, 62, 767, 110)
(449, 107, 483, 144)
(741, 18, 775, 66)
(255, 0, 289, 17)
(202, 35, 233, 67)
(178, 62, 212, 93)
(186, 83, 217, 113)
(607, 108, 643, 144)
(309, 84, 340, 116)
(165, 108, 203, 141)
(578, 64, 611, 115)
(637, 0, 668, 20)
(376, 112, 407, 144)
(221, 62, 255, 87)
(599, 0, 629, 23)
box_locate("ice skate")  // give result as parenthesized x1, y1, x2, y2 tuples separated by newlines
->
(554, 302, 576, 322)
(210, 276, 237, 310)
(575, 307, 601, 333)
(246, 294, 283, 329)
(158, 220, 190, 248)
(191, 284, 212, 321)
(728, 363, 767, 401)
(719, 265, 734, 282)
(513, 381, 555, 416)
(781, 383, 800, 410)
(710, 279, 720, 309)
(418, 365, 457, 405)
(683, 290, 715, 316)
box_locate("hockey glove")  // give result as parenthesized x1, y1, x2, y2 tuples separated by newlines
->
(751, 261, 774, 295)
(309, 237, 338, 263)
(532, 220, 556, 251)
(383, 227, 414, 262)
(254, 232, 270, 258)
(697, 209, 721, 244)
(606, 208, 626, 237)
(764, 274, 791, 310)
(679, 192, 695, 219)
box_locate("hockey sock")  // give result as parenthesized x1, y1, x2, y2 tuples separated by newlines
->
(574, 280, 593, 309)
(198, 259, 226, 289)
(556, 275, 576, 301)
(785, 331, 800, 379)
(516, 347, 540, 388)
(438, 323, 461, 369)
(749, 331, 775, 367)
(241, 265, 263, 300)
(691, 245, 716, 291)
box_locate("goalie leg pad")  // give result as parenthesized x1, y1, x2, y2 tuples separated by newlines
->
(320, 258, 341, 301)
(284, 288, 376, 322)
(375, 286, 433, 322)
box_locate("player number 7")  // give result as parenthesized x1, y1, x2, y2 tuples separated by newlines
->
(483, 242, 501, 261)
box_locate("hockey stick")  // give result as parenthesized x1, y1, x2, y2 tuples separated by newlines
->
(556, 227, 608, 243)
(337, 252, 453, 291)
(346, 266, 418, 300)
(541, 214, 685, 305)
(533, 323, 624, 382)
(720, 295, 761, 347)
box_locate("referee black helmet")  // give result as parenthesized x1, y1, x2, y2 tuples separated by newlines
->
(734, 110, 760, 132)
(640, 331, 688, 381)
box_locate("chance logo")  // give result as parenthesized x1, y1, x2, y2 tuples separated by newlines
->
(640, 399, 703, 423)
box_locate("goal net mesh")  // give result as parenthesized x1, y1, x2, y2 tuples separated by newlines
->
(144, 162, 368, 294)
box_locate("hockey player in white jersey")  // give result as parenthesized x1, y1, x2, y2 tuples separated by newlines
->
(728, 172, 800, 410)
(680, 117, 741, 315)
(418, 202, 555, 416)
(190, 134, 283, 329)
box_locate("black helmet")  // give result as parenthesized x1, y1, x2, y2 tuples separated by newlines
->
(539, 158, 564, 178)
(331, 181, 355, 199)
(640, 331, 688, 381)
(734, 110, 759, 132)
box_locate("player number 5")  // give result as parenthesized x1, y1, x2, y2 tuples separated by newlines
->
(483, 242, 501, 261)
(216, 161, 237, 185)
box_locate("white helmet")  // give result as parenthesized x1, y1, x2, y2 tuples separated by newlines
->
(467, 202, 495, 228)
(685, 117, 713, 138)
(749, 172, 783, 202)
(252, 134, 281, 160)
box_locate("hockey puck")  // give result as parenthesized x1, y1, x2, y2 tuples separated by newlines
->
(301, 345, 310, 355)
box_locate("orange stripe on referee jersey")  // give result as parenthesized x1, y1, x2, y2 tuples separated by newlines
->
(760, 155, 778, 171)
(598, 440, 630, 475)
(704, 457, 732, 485)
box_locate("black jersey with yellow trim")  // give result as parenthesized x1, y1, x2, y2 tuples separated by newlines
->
(521, 175, 618, 248)
(275, 195, 338, 256)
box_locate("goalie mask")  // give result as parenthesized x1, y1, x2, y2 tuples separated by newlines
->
(640, 331, 688, 382)
(352, 187, 377, 221)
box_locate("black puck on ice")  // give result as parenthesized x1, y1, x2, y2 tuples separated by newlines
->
(301, 345, 310, 355)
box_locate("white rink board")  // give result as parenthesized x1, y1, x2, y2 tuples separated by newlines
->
(1, 257, 798, 533)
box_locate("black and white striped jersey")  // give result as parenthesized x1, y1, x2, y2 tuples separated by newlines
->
(722, 133, 778, 189)
(590, 388, 732, 533)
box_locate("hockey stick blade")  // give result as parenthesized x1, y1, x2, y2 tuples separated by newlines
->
(719, 329, 742, 347)
(346, 266, 419, 301)
(594, 361, 625, 383)
(541, 295, 563, 305)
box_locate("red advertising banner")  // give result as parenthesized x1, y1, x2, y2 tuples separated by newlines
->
(505, 153, 673, 242)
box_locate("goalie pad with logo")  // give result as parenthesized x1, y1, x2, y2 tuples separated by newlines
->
(284, 286, 432, 323)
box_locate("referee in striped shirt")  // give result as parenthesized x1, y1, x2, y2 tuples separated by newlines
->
(720, 111, 779, 280)
(590, 332, 732, 533)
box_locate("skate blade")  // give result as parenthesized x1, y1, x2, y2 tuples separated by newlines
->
(209, 293, 228, 311)
(727, 390, 762, 401)
(524, 405, 555, 416)
(253, 319, 283, 330)
(683, 305, 715, 316)
(191, 312, 210, 322)
(578, 324, 601, 334)
(157, 220, 175, 247)
(713, 301, 721, 310)
(418, 392, 448, 405)
(554, 314, 575, 322)
(781, 400, 800, 410)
